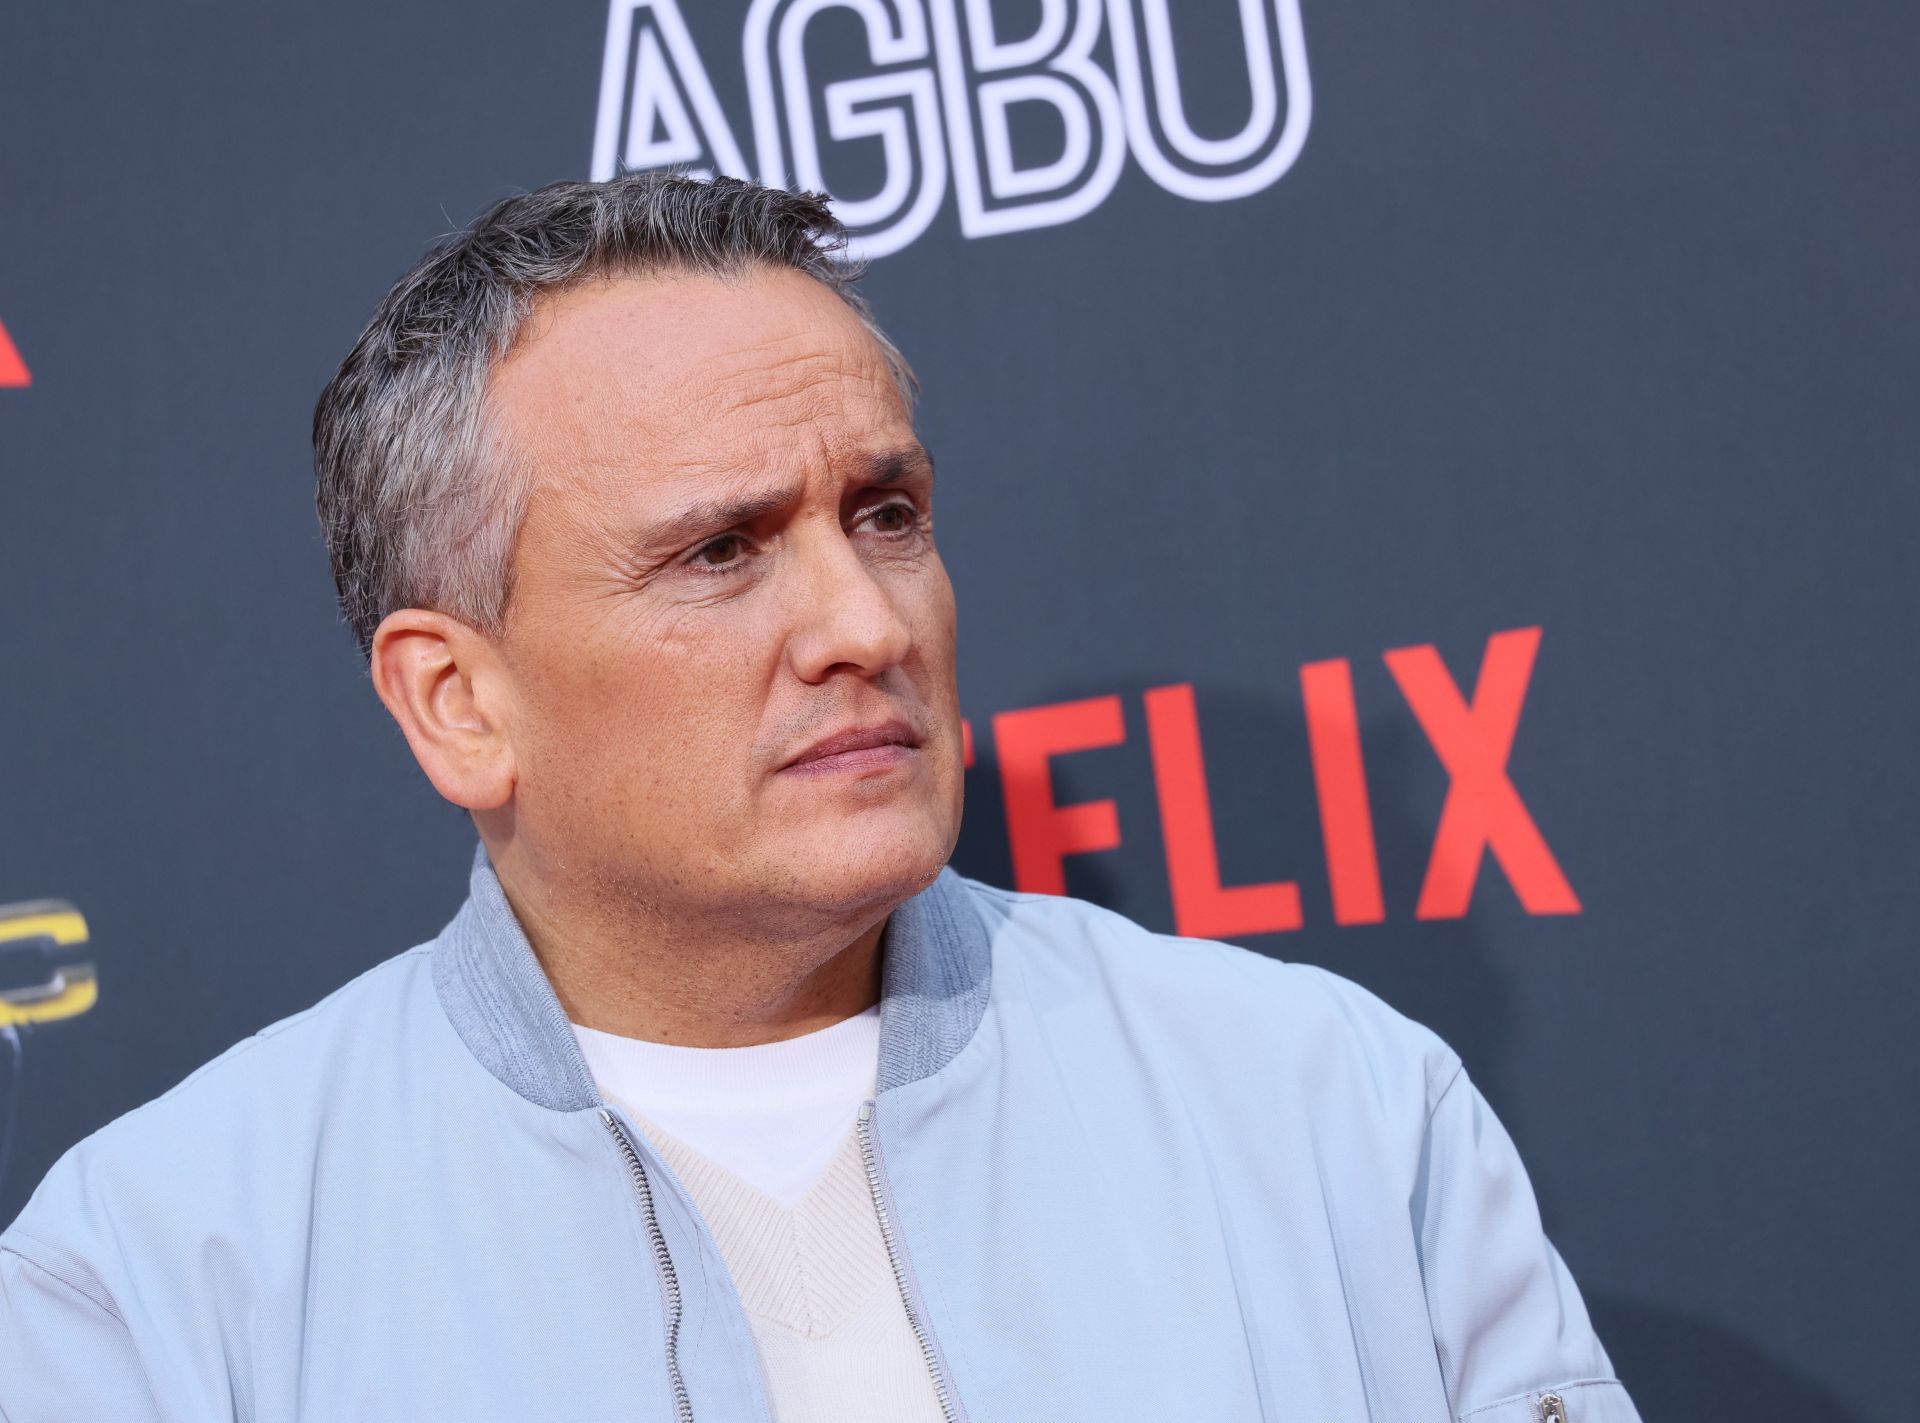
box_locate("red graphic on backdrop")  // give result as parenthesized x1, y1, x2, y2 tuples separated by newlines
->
(0, 318, 29, 387)
(962, 626, 1581, 931)
(1384, 627, 1582, 918)
(994, 696, 1126, 898)
(1300, 656, 1388, 925)
(1146, 682, 1305, 938)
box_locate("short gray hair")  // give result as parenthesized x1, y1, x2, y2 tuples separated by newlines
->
(312, 172, 917, 663)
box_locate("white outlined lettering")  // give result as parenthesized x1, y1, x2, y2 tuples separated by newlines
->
(591, 0, 1311, 254)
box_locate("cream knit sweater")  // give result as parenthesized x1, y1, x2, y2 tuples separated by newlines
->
(631, 1112, 948, 1422)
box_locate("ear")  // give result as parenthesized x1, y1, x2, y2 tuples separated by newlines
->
(369, 608, 516, 811)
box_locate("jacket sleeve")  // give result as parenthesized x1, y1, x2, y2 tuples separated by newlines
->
(1413, 1065, 1642, 1423)
(0, 1239, 163, 1423)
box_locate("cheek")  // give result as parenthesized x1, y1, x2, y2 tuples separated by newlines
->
(518, 603, 781, 796)
(901, 559, 958, 672)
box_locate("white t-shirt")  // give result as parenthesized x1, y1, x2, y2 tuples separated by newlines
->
(572, 1004, 879, 1209)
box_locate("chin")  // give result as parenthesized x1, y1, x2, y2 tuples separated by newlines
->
(787, 808, 956, 920)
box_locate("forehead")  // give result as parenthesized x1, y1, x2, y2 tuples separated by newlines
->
(486, 267, 911, 497)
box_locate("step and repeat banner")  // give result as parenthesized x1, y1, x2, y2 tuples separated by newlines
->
(2, 2, 1915, 1417)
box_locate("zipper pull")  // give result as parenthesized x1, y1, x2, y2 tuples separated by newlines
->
(1538, 1394, 1567, 1423)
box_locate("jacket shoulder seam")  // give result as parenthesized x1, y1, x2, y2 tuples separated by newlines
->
(1, 1231, 127, 1326)
(1424, 1055, 1469, 1129)
(959, 877, 1228, 957)
(954, 875, 1041, 908)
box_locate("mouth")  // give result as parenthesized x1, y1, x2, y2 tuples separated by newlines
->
(778, 719, 923, 777)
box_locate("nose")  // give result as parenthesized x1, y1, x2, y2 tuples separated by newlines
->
(785, 519, 914, 684)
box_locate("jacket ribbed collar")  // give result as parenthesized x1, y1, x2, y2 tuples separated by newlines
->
(431, 840, 991, 1111)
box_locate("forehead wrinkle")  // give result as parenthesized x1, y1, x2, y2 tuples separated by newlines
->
(498, 278, 913, 553)
(702, 349, 889, 425)
(690, 308, 898, 401)
(621, 477, 806, 556)
(638, 430, 921, 524)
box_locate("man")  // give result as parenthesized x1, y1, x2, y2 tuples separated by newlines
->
(0, 173, 1639, 1422)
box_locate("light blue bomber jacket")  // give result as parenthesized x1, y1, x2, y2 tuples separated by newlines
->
(0, 843, 1640, 1422)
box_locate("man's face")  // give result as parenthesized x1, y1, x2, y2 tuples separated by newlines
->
(483, 267, 962, 929)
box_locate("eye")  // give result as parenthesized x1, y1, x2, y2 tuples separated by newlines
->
(691, 533, 748, 568)
(860, 499, 919, 534)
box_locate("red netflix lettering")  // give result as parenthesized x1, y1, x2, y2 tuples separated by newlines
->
(1144, 683, 1302, 938)
(0, 318, 29, 388)
(1299, 658, 1386, 925)
(994, 696, 1126, 895)
(1383, 627, 1582, 919)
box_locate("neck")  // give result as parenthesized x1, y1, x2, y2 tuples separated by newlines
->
(484, 842, 889, 1049)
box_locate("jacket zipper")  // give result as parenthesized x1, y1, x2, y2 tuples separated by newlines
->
(600, 1108, 695, 1423)
(1538, 1394, 1568, 1423)
(856, 1101, 966, 1423)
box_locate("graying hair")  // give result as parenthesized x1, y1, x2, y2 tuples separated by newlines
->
(312, 171, 917, 663)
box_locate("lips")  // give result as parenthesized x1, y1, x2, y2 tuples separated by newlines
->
(780, 719, 921, 772)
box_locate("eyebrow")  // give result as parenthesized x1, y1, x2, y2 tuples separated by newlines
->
(860, 443, 936, 486)
(632, 443, 935, 555)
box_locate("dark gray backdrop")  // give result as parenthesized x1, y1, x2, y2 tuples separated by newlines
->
(3, 2, 1916, 1418)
